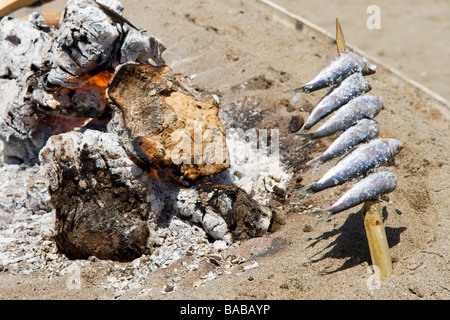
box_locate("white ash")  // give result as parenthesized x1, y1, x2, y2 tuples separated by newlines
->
(224, 129, 292, 206)
(0, 164, 55, 273)
(97, 216, 212, 297)
(0, 17, 51, 80)
(217, 97, 292, 205)
(174, 189, 232, 243)
(147, 215, 211, 268)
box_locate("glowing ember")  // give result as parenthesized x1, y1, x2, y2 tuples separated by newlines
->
(147, 168, 159, 179)
(38, 114, 91, 135)
(82, 70, 115, 100)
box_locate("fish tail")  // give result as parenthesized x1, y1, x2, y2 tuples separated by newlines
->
(293, 183, 315, 198)
(307, 156, 323, 174)
(312, 162, 322, 175)
(295, 130, 313, 148)
(311, 208, 333, 222)
(286, 85, 307, 104)
(306, 155, 321, 166)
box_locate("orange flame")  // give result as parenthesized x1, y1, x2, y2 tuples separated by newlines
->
(83, 71, 115, 99)
(147, 167, 159, 179)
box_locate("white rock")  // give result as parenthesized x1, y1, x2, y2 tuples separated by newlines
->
(213, 240, 228, 252)
(243, 261, 260, 272)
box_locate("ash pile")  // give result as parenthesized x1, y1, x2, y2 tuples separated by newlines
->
(0, 0, 290, 278)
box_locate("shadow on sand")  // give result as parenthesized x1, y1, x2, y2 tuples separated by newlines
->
(306, 207, 407, 274)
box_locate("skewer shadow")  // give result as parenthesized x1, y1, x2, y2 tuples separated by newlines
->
(306, 209, 406, 274)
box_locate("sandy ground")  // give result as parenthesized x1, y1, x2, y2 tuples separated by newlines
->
(1, 0, 449, 301)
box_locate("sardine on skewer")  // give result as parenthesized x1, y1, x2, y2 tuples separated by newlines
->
(297, 138, 403, 197)
(297, 95, 383, 147)
(297, 73, 372, 132)
(307, 118, 380, 173)
(313, 171, 398, 221)
(288, 50, 376, 103)
(288, 18, 375, 103)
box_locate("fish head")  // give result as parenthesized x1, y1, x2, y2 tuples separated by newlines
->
(381, 171, 398, 183)
(387, 139, 404, 156)
(374, 96, 383, 111)
(365, 79, 373, 92)
(382, 171, 399, 193)
(391, 172, 398, 184)
(361, 57, 376, 75)
(385, 171, 399, 192)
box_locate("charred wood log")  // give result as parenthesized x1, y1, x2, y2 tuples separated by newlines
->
(173, 183, 272, 244)
(106, 63, 230, 182)
(197, 183, 272, 242)
(43, 0, 165, 91)
(0, 17, 60, 164)
(39, 129, 156, 261)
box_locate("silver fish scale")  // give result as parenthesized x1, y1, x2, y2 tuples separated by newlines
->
(304, 51, 367, 93)
(329, 171, 398, 215)
(312, 138, 398, 192)
(312, 95, 382, 139)
(303, 72, 371, 130)
(309, 118, 379, 166)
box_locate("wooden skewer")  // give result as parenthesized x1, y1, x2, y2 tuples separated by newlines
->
(362, 200, 393, 280)
(0, 0, 40, 17)
(336, 18, 346, 54)
(18, 11, 62, 27)
(41, 11, 61, 27)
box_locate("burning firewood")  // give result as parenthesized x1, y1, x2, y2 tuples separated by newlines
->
(106, 63, 230, 181)
(43, 0, 165, 90)
(2, 0, 273, 263)
(39, 129, 271, 260)
(0, 0, 165, 164)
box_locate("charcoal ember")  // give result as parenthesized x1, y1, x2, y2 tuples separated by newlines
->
(175, 183, 271, 243)
(39, 130, 157, 261)
(0, 94, 91, 164)
(175, 188, 232, 243)
(32, 72, 114, 119)
(44, 0, 165, 90)
(106, 63, 230, 181)
(198, 184, 272, 241)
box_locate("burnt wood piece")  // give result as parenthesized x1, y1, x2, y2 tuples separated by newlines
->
(39, 130, 153, 261)
(44, 0, 165, 90)
(107, 63, 230, 181)
(198, 183, 272, 241)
